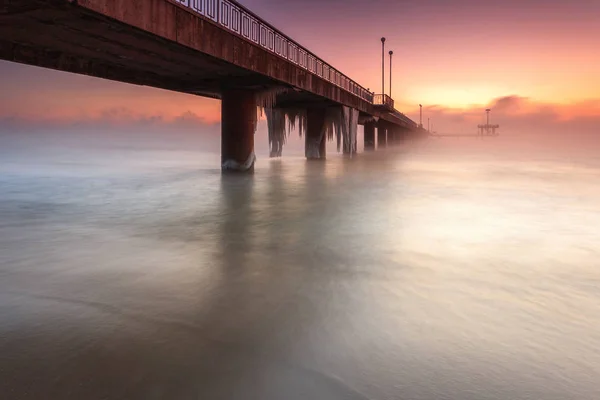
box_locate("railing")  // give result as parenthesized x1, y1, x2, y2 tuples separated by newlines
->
(373, 94, 394, 110)
(373, 96, 416, 127)
(173, 0, 373, 103)
(395, 112, 418, 127)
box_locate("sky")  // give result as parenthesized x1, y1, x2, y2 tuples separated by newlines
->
(1, 0, 599, 136)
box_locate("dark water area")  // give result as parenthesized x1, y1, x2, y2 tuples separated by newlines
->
(1, 130, 600, 399)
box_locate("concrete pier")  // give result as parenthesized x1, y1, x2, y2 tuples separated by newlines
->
(221, 90, 256, 173)
(377, 122, 387, 149)
(0, 0, 420, 172)
(364, 121, 376, 150)
(305, 108, 327, 160)
(388, 126, 401, 145)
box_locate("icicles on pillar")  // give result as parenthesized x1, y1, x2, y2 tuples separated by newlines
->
(265, 107, 307, 158)
(301, 106, 360, 155)
(350, 109, 359, 154)
(255, 87, 288, 111)
(346, 107, 359, 154)
(333, 106, 359, 155)
(266, 108, 285, 157)
(255, 87, 289, 158)
(259, 92, 360, 159)
(285, 108, 307, 138)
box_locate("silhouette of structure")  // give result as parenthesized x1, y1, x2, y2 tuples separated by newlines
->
(477, 108, 500, 137)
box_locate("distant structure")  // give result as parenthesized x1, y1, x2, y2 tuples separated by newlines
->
(477, 108, 500, 137)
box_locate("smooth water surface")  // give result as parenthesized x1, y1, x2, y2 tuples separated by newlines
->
(1, 132, 600, 399)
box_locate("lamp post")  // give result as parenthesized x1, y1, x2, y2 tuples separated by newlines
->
(381, 37, 386, 96)
(389, 50, 393, 99)
(486, 108, 491, 135)
(419, 104, 423, 128)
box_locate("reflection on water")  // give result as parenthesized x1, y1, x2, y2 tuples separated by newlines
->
(1, 134, 600, 399)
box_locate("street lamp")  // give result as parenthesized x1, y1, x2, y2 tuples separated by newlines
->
(381, 37, 386, 96)
(419, 104, 423, 128)
(389, 50, 393, 100)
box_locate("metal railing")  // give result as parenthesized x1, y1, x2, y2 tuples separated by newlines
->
(173, 0, 373, 103)
(373, 94, 394, 109)
(394, 111, 418, 127)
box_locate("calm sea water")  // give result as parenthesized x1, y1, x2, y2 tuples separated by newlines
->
(1, 130, 600, 399)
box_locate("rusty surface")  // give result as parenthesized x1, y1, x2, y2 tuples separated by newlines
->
(221, 89, 255, 167)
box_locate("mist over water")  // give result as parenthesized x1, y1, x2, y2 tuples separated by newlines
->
(1, 129, 600, 399)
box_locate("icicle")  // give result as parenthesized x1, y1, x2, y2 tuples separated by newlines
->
(266, 108, 286, 158)
(342, 106, 351, 154)
(284, 108, 307, 137)
(349, 108, 359, 154)
(335, 113, 343, 152)
(265, 107, 310, 157)
(324, 107, 340, 143)
(255, 87, 288, 111)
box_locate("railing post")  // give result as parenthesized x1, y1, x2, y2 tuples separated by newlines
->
(216, 0, 220, 25)
(178, 0, 375, 103)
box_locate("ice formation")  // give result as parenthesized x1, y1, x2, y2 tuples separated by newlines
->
(340, 106, 359, 154)
(266, 108, 286, 157)
(256, 85, 360, 158)
(265, 108, 308, 157)
(222, 151, 256, 172)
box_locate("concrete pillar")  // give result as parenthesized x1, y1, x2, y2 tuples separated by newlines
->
(388, 126, 399, 145)
(221, 90, 256, 173)
(387, 126, 395, 145)
(377, 122, 387, 149)
(306, 108, 326, 160)
(398, 128, 408, 143)
(364, 121, 376, 150)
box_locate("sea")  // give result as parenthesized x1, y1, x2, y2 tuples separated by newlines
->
(1, 128, 599, 399)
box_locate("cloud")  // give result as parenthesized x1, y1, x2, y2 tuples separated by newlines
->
(404, 95, 600, 137)
(1, 84, 598, 141)
(492, 95, 525, 112)
(0, 107, 219, 133)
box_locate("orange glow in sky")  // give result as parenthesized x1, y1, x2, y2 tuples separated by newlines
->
(1, 0, 599, 132)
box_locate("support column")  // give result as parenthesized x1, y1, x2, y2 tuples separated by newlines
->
(399, 127, 408, 142)
(364, 121, 376, 150)
(377, 122, 387, 149)
(387, 126, 395, 145)
(306, 108, 326, 160)
(221, 90, 256, 173)
(388, 126, 400, 145)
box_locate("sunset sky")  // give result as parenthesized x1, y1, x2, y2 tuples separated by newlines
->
(1, 0, 599, 135)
